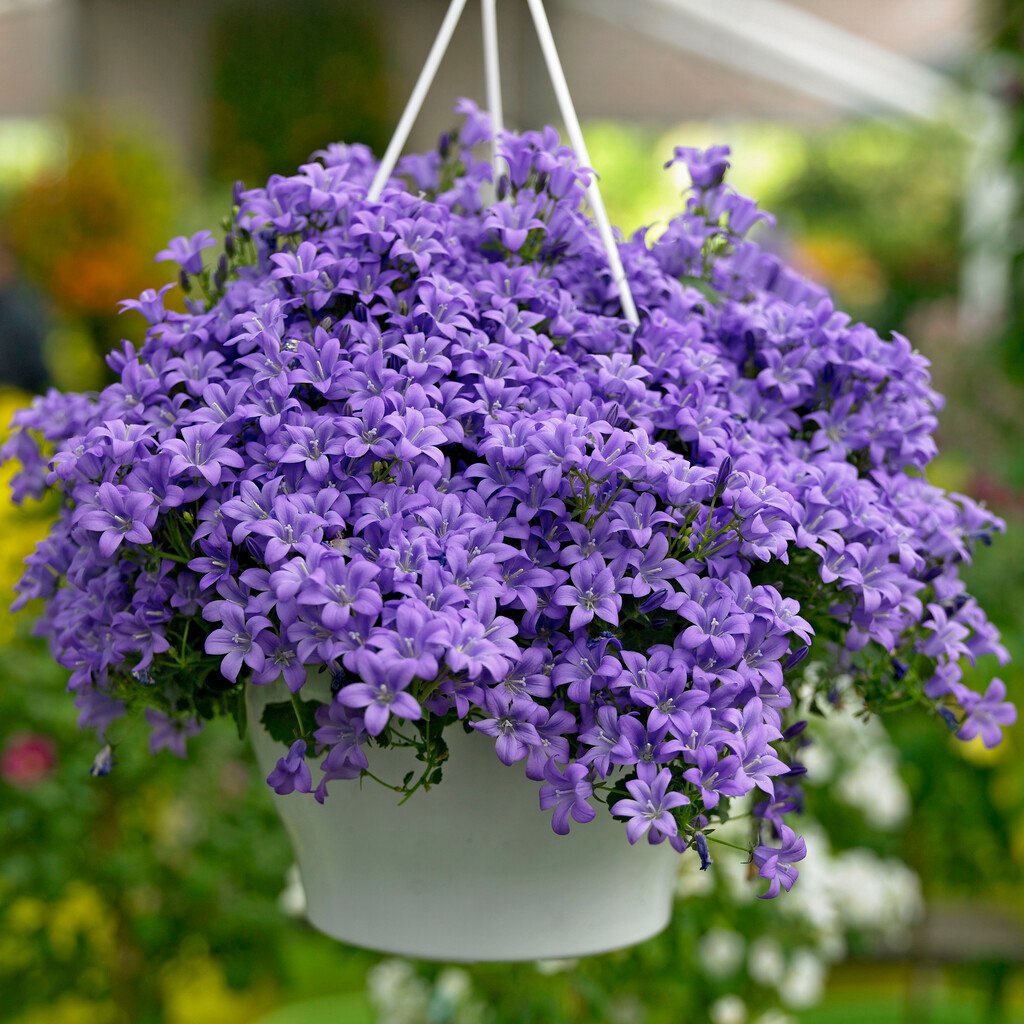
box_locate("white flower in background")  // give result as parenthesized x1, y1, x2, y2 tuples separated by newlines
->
(782, 820, 922, 957)
(827, 850, 922, 945)
(799, 673, 911, 830)
(778, 948, 825, 1008)
(779, 825, 843, 943)
(435, 968, 473, 1005)
(675, 847, 716, 898)
(698, 928, 746, 978)
(801, 742, 835, 782)
(368, 961, 487, 1024)
(277, 863, 306, 918)
(752, 1012, 797, 1024)
(534, 958, 578, 975)
(748, 937, 786, 987)
(710, 994, 748, 1024)
(835, 750, 910, 829)
(368, 959, 431, 1024)
(609, 995, 645, 1024)
(432, 967, 487, 1024)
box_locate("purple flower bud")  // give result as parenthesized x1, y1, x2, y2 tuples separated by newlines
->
(214, 254, 229, 291)
(781, 720, 807, 741)
(694, 832, 712, 871)
(783, 645, 809, 670)
(640, 589, 669, 614)
(713, 455, 733, 497)
(90, 745, 115, 777)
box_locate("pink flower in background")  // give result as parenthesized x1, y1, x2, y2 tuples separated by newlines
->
(1, 734, 57, 788)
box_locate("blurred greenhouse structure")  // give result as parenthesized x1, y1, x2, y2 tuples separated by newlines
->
(1, 1, 1023, 1022)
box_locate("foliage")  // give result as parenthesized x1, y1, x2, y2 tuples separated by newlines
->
(985, 0, 1024, 379)
(1, 119, 189, 386)
(209, 0, 391, 186)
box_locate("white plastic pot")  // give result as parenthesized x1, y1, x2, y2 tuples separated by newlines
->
(247, 678, 679, 962)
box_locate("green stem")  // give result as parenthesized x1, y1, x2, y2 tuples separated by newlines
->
(361, 770, 404, 794)
(705, 835, 751, 854)
(152, 550, 191, 565)
(289, 692, 306, 738)
(179, 619, 190, 664)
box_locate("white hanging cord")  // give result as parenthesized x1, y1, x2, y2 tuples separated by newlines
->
(367, 0, 470, 202)
(524, 0, 640, 326)
(481, 0, 505, 179)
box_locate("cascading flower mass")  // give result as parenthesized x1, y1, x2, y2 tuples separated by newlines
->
(4, 102, 1014, 898)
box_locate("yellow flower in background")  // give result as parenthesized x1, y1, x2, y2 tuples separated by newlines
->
(954, 732, 1006, 767)
(12, 995, 119, 1024)
(160, 948, 276, 1024)
(0, 390, 54, 642)
(6, 895, 47, 933)
(789, 234, 887, 311)
(47, 883, 117, 962)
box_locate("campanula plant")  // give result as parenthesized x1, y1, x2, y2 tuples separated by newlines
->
(3, 102, 1014, 899)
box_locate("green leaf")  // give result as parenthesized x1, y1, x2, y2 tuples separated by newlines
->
(232, 687, 247, 741)
(679, 275, 724, 306)
(259, 697, 321, 745)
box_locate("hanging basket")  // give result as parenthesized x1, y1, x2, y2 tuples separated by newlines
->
(248, 677, 679, 961)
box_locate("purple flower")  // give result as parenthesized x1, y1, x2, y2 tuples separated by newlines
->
(336, 653, 421, 736)
(632, 671, 707, 736)
(612, 763, 689, 844)
(2, 105, 1011, 890)
(75, 482, 158, 557)
(314, 700, 370, 772)
(683, 747, 749, 809)
(156, 231, 215, 275)
(381, 407, 449, 466)
(539, 760, 596, 835)
(162, 423, 244, 485)
(145, 708, 202, 758)
(267, 739, 313, 795)
(472, 690, 541, 766)
(118, 283, 173, 323)
(957, 678, 1016, 748)
(753, 824, 807, 899)
(552, 559, 621, 631)
(205, 605, 274, 682)
(667, 145, 731, 187)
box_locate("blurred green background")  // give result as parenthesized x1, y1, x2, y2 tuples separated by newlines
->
(0, 1, 1023, 1022)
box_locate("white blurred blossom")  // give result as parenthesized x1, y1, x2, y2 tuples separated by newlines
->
(778, 948, 825, 1008)
(368, 960, 431, 1024)
(278, 863, 306, 918)
(534, 958, 578, 975)
(699, 928, 745, 978)
(748, 937, 786, 987)
(710, 994, 748, 1024)
(752, 1011, 797, 1024)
